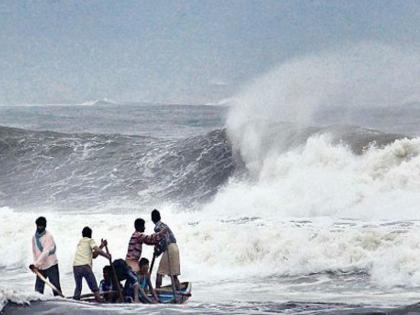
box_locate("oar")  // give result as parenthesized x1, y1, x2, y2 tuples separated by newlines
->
(104, 244, 124, 303)
(68, 290, 118, 300)
(30, 268, 64, 298)
(149, 252, 156, 274)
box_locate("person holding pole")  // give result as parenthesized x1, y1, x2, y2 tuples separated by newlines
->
(72, 226, 110, 302)
(30, 216, 62, 296)
(151, 209, 181, 291)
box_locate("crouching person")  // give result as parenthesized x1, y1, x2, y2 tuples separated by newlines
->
(113, 259, 141, 303)
(99, 265, 123, 302)
(99, 266, 114, 302)
(123, 257, 159, 304)
(73, 226, 111, 302)
(137, 258, 159, 303)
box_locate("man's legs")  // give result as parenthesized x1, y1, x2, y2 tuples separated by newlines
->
(34, 269, 46, 294)
(83, 265, 102, 302)
(73, 266, 84, 300)
(125, 269, 140, 303)
(133, 283, 140, 303)
(45, 264, 62, 296)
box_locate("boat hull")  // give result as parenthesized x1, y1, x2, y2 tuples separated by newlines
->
(154, 281, 192, 304)
(79, 281, 192, 304)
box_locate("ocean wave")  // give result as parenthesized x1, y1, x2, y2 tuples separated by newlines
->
(0, 126, 235, 210)
(207, 134, 420, 219)
(79, 98, 119, 106)
(0, 122, 416, 212)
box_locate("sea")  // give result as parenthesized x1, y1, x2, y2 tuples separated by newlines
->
(2, 48, 420, 314)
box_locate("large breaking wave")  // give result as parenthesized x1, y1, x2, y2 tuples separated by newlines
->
(0, 126, 235, 210)
(222, 43, 420, 220)
(0, 121, 414, 212)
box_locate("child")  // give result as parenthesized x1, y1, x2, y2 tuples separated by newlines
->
(137, 258, 159, 303)
(99, 265, 113, 302)
(123, 257, 159, 303)
(73, 226, 110, 302)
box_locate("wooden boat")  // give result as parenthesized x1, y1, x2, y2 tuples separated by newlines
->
(79, 281, 192, 304)
(31, 258, 192, 305)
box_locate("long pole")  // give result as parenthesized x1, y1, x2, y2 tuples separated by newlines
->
(31, 268, 64, 298)
(104, 244, 124, 303)
(66, 291, 117, 300)
(149, 253, 156, 274)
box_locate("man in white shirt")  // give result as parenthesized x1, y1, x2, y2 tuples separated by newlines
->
(30, 216, 62, 296)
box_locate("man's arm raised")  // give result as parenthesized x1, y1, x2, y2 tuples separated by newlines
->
(93, 239, 111, 260)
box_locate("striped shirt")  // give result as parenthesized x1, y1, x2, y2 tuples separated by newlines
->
(125, 231, 160, 261)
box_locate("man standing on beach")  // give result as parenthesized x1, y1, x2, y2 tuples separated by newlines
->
(30, 216, 62, 296)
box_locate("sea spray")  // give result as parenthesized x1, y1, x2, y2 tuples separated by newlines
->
(227, 43, 420, 173)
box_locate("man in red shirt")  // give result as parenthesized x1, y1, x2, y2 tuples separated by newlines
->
(126, 218, 161, 272)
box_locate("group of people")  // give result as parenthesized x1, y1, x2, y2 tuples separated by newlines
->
(30, 209, 181, 303)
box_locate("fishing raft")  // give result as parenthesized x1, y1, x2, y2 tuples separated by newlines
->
(79, 282, 192, 304)
(33, 266, 191, 305)
(31, 243, 191, 305)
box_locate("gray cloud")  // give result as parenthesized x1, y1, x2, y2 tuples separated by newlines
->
(1, 0, 420, 105)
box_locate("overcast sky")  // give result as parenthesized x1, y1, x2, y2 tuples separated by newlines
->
(1, 0, 420, 105)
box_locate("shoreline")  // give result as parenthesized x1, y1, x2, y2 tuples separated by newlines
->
(3, 299, 414, 315)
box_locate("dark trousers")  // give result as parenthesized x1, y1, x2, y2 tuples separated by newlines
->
(73, 265, 99, 300)
(34, 264, 62, 296)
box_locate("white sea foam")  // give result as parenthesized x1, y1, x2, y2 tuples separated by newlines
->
(0, 288, 44, 312)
